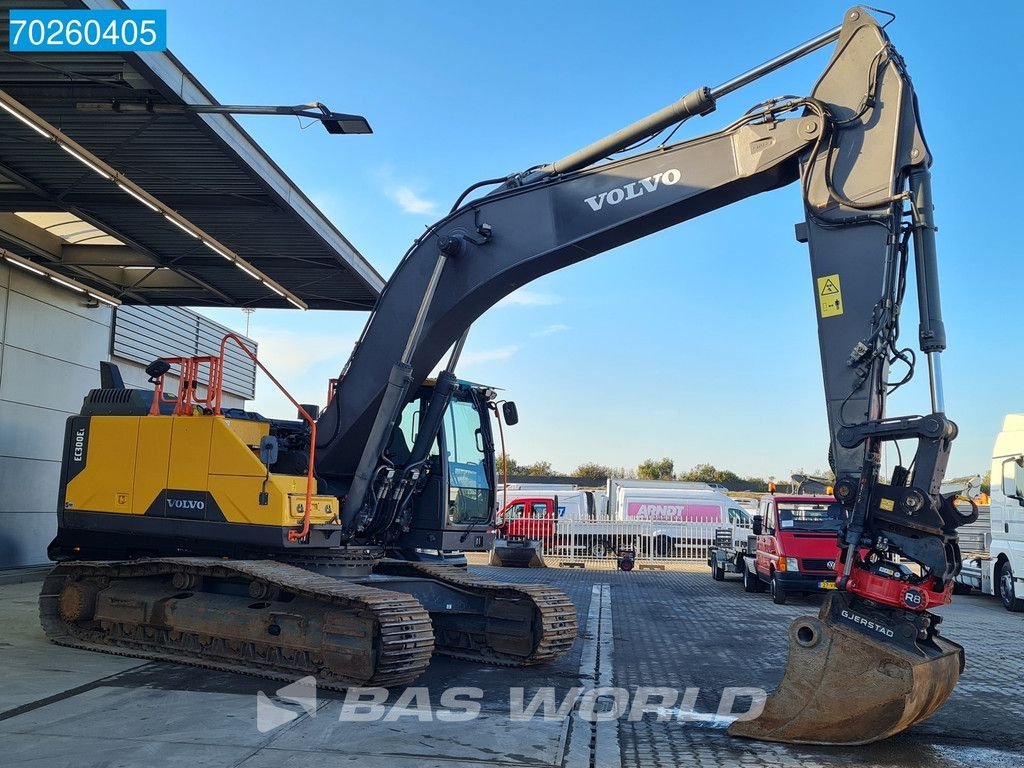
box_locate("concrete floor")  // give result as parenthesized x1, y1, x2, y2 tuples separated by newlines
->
(1, 565, 1022, 767)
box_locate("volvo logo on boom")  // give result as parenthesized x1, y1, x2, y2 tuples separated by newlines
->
(583, 168, 682, 212)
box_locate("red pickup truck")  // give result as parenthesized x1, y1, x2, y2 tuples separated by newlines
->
(491, 497, 557, 567)
(495, 497, 558, 541)
(708, 494, 846, 604)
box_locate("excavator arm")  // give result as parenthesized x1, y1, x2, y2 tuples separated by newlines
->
(319, 7, 959, 567)
(315, 7, 967, 744)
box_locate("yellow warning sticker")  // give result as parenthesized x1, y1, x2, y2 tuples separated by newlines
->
(879, 498, 895, 512)
(817, 273, 843, 318)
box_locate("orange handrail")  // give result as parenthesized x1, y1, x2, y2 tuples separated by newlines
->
(148, 355, 220, 416)
(215, 333, 318, 543)
(145, 334, 321, 543)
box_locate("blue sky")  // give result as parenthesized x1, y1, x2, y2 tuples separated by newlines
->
(133, 0, 1023, 480)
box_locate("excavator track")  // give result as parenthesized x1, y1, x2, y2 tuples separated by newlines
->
(39, 558, 434, 691)
(374, 561, 578, 665)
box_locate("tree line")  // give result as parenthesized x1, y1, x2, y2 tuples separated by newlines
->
(497, 455, 778, 492)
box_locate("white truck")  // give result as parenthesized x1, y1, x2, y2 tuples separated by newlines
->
(955, 415, 1024, 610)
(491, 486, 593, 567)
(495, 483, 593, 521)
(604, 478, 721, 516)
(562, 479, 752, 558)
(492, 478, 752, 563)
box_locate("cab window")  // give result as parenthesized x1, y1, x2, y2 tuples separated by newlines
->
(531, 502, 548, 519)
(506, 503, 525, 521)
(727, 507, 751, 525)
(776, 501, 846, 531)
(445, 396, 491, 522)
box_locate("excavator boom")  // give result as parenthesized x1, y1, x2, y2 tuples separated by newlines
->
(43, 6, 968, 746)
(313, 6, 967, 744)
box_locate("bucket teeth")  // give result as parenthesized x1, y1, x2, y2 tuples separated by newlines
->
(729, 592, 963, 746)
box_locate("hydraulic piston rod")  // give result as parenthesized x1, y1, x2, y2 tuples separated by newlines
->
(529, 22, 842, 179)
(709, 24, 842, 99)
(909, 167, 947, 414)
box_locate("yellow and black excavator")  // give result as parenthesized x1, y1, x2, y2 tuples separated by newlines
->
(42, 7, 973, 745)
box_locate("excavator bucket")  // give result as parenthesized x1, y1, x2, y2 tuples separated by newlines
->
(729, 593, 963, 746)
(489, 539, 546, 568)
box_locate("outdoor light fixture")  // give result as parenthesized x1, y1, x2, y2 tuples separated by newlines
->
(203, 240, 233, 261)
(235, 261, 260, 279)
(77, 99, 373, 135)
(1, 251, 122, 306)
(0, 88, 311, 309)
(49, 274, 85, 293)
(116, 182, 159, 212)
(0, 100, 49, 137)
(261, 280, 285, 297)
(59, 143, 111, 179)
(188, 103, 374, 135)
(5, 255, 45, 276)
(164, 213, 200, 238)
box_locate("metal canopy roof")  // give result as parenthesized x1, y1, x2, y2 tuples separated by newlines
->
(0, 0, 384, 309)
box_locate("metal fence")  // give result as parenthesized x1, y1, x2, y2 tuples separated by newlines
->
(518, 519, 754, 570)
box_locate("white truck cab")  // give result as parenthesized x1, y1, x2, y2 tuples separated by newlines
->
(957, 415, 1024, 610)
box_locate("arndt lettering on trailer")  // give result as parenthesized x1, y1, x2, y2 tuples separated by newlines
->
(816, 273, 843, 318)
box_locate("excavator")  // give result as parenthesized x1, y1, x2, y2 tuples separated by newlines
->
(41, 6, 971, 746)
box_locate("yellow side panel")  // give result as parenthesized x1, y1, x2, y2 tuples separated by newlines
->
(209, 475, 281, 525)
(210, 418, 267, 478)
(221, 418, 269, 449)
(208, 476, 337, 526)
(66, 417, 140, 514)
(167, 417, 214, 491)
(133, 417, 173, 514)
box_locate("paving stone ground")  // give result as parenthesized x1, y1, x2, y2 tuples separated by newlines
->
(469, 564, 1024, 768)
(1, 563, 1021, 767)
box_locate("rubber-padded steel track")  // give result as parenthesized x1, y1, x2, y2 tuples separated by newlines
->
(375, 561, 578, 665)
(39, 559, 434, 691)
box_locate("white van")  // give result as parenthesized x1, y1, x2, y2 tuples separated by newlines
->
(496, 489, 591, 523)
(559, 488, 751, 557)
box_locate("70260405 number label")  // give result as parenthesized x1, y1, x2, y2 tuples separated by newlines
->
(8, 9, 166, 52)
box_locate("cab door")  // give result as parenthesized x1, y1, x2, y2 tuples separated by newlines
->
(527, 499, 555, 541)
(1000, 456, 1024, 545)
(755, 498, 779, 578)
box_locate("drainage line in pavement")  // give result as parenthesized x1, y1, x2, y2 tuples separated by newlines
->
(565, 584, 620, 768)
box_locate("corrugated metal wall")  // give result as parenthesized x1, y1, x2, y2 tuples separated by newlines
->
(0, 266, 254, 567)
(113, 306, 256, 400)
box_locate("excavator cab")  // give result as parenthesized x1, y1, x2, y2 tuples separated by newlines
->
(390, 380, 499, 553)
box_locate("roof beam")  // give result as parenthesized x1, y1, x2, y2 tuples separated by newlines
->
(0, 211, 63, 258)
(61, 244, 154, 266)
(0, 86, 308, 309)
(85, 265, 199, 289)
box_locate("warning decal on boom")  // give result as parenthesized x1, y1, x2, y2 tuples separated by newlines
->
(816, 274, 843, 318)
